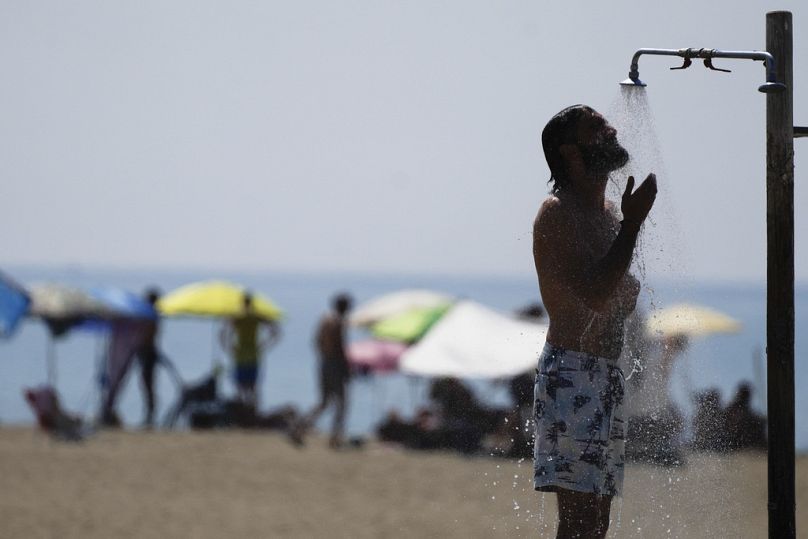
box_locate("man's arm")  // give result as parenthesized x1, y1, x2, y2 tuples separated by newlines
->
(260, 321, 281, 352)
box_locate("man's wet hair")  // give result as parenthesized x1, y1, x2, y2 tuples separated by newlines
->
(332, 292, 352, 314)
(243, 290, 253, 308)
(542, 104, 594, 194)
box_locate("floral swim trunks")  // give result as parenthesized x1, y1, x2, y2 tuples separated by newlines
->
(533, 342, 626, 497)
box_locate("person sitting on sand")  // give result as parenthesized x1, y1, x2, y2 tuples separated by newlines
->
(220, 291, 280, 409)
(532, 105, 656, 538)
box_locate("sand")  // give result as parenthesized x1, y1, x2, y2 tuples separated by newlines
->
(0, 427, 805, 538)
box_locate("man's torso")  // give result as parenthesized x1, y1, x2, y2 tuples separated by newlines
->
(535, 196, 638, 359)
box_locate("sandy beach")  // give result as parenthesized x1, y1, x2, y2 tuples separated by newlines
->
(0, 427, 805, 538)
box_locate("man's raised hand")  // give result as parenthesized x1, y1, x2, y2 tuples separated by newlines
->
(621, 173, 657, 230)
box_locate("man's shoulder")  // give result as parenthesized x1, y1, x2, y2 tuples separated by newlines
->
(535, 195, 574, 231)
(319, 312, 339, 328)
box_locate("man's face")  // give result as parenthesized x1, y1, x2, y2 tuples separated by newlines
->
(575, 111, 629, 175)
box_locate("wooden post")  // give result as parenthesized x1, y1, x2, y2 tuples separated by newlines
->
(766, 10, 795, 539)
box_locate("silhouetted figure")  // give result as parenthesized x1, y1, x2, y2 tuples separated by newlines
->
(137, 288, 161, 427)
(376, 378, 503, 455)
(293, 293, 353, 449)
(100, 319, 152, 427)
(724, 382, 767, 451)
(532, 104, 656, 538)
(428, 377, 500, 454)
(505, 373, 535, 458)
(376, 409, 445, 451)
(220, 291, 280, 410)
(515, 302, 546, 321)
(691, 389, 726, 451)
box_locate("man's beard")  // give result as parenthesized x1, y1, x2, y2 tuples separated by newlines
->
(579, 137, 629, 175)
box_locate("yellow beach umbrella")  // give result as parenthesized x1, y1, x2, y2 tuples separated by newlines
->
(157, 281, 283, 321)
(645, 303, 741, 338)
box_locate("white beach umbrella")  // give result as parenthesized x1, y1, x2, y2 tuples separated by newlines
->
(399, 300, 548, 379)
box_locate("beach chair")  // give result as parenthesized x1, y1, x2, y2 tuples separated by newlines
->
(162, 364, 222, 429)
(23, 385, 87, 442)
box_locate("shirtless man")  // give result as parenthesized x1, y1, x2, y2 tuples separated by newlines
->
(532, 105, 656, 538)
(294, 293, 353, 448)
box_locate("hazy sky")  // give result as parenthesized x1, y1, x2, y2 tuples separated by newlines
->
(1, 1, 805, 283)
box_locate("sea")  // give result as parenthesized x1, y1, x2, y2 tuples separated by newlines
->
(1, 266, 805, 451)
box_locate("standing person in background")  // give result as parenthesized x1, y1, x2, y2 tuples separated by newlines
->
(220, 291, 280, 409)
(137, 287, 162, 428)
(532, 105, 656, 538)
(293, 293, 353, 449)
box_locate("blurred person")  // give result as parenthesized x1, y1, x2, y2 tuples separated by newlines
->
(100, 319, 152, 427)
(532, 105, 656, 538)
(137, 287, 162, 428)
(293, 293, 353, 449)
(724, 382, 767, 451)
(220, 291, 280, 409)
(691, 388, 726, 451)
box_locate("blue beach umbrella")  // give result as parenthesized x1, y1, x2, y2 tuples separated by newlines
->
(0, 272, 30, 338)
(81, 287, 157, 331)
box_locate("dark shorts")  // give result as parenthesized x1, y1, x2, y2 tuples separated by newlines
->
(235, 364, 258, 387)
(533, 342, 626, 497)
(320, 359, 348, 398)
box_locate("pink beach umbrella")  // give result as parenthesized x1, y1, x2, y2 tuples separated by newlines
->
(347, 339, 408, 374)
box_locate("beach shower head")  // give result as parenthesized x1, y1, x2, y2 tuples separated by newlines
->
(620, 48, 786, 93)
(619, 63, 647, 88)
(619, 76, 646, 88)
(758, 81, 787, 93)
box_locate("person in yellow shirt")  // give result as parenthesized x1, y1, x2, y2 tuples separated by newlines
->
(220, 291, 280, 408)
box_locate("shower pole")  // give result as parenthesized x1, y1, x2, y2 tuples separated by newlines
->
(765, 10, 794, 539)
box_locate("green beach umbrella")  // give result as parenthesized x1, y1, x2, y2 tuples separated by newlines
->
(370, 303, 452, 344)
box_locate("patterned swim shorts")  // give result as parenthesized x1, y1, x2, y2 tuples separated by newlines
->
(533, 342, 626, 496)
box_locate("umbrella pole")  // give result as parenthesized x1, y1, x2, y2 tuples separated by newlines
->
(211, 320, 219, 368)
(407, 376, 420, 411)
(372, 376, 383, 424)
(46, 336, 56, 387)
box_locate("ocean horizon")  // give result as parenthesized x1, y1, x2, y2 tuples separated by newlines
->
(1, 265, 805, 451)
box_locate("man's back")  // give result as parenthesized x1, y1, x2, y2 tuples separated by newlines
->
(231, 315, 261, 364)
(316, 312, 345, 361)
